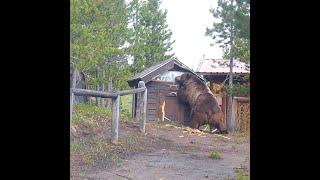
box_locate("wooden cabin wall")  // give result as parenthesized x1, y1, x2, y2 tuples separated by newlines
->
(143, 81, 190, 124)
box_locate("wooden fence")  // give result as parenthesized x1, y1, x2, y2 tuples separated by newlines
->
(70, 70, 147, 144)
(232, 97, 250, 133)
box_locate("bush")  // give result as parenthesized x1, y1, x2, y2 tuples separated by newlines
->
(209, 150, 222, 159)
(222, 83, 250, 97)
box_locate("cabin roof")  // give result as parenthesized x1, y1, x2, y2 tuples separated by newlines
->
(196, 59, 250, 75)
(128, 58, 204, 87)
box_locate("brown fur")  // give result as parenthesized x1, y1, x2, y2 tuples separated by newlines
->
(175, 73, 227, 133)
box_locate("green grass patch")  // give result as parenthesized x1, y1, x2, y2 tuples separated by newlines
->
(209, 150, 222, 159)
(120, 95, 132, 121)
(235, 168, 250, 180)
(70, 139, 85, 155)
(232, 132, 250, 138)
(72, 95, 134, 124)
(73, 103, 111, 121)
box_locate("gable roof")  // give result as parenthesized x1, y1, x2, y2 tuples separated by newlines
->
(128, 58, 205, 86)
(196, 59, 250, 75)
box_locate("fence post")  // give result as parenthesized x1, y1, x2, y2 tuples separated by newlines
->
(227, 95, 235, 133)
(111, 95, 120, 144)
(232, 98, 238, 132)
(138, 81, 147, 133)
(70, 69, 78, 133)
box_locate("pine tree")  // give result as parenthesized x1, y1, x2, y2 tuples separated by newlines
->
(128, 0, 175, 74)
(71, 0, 131, 95)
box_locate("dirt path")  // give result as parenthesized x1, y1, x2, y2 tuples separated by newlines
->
(83, 122, 250, 180)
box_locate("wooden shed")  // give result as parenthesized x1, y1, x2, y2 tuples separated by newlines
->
(128, 58, 205, 125)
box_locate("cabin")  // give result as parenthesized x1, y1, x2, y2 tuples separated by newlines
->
(128, 58, 205, 125)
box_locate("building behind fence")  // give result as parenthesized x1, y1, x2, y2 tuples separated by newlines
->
(197, 58, 250, 133)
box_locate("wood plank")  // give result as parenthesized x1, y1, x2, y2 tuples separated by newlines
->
(147, 98, 157, 103)
(147, 103, 157, 110)
(147, 92, 157, 98)
(148, 109, 156, 114)
(147, 117, 157, 121)
(233, 96, 250, 102)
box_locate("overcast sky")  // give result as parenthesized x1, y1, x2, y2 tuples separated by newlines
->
(160, 0, 223, 70)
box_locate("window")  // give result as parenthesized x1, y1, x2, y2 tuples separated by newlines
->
(154, 71, 185, 82)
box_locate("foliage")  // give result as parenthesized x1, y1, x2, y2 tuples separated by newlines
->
(71, 0, 131, 91)
(127, 0, 175, 74)
(209, 150, 222, 159)
(72, 103, 112, 126)
(205, 0, 250, 63)
(222, 74, 250, 96)
(71, 0, 128, 71)
(235, 168, 250, 180)
(120, 95, 133, 121)
(71, 0, 175, 92)
(223, 83, 250, 97)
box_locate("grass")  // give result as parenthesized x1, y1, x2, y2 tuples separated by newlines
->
(232, 132, 250, 139)
(70, 139, 85, 155)
(209, 150, 222, 159)
(231, 132, 250, 144)
(120, 94, 132, 121)
(72, 97, 134, 126)
(72, 103, 112, 125)
(234, 168, 250, 180)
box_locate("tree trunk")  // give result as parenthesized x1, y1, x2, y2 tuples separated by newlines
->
(227, 0, 235, 133)
(106, 76, 113, 109)
(100, 70, 105, 107)
(95, 68, 100, 106)
(226, 57, 234, 133)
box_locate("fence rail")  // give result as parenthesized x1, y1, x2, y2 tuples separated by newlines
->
(72, 88, 118, 98)
(70, 69, 147, 144)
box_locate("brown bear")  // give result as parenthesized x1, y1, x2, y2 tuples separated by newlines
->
(175, 73, 227, 133)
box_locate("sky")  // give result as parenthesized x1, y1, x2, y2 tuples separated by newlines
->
(160, 0, 223, 70)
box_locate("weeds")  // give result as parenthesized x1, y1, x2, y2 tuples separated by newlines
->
(234, 168, 250, 180)
(70, 139, 84, 155)
(209, 150, 222, 159)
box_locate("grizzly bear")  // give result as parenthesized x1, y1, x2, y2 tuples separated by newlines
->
(175, 73, 227, 133)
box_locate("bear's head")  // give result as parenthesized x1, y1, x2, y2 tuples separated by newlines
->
(175, 73, 192, 103)
(212, 111, 227, 134)
(174, 73, 191, 85)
